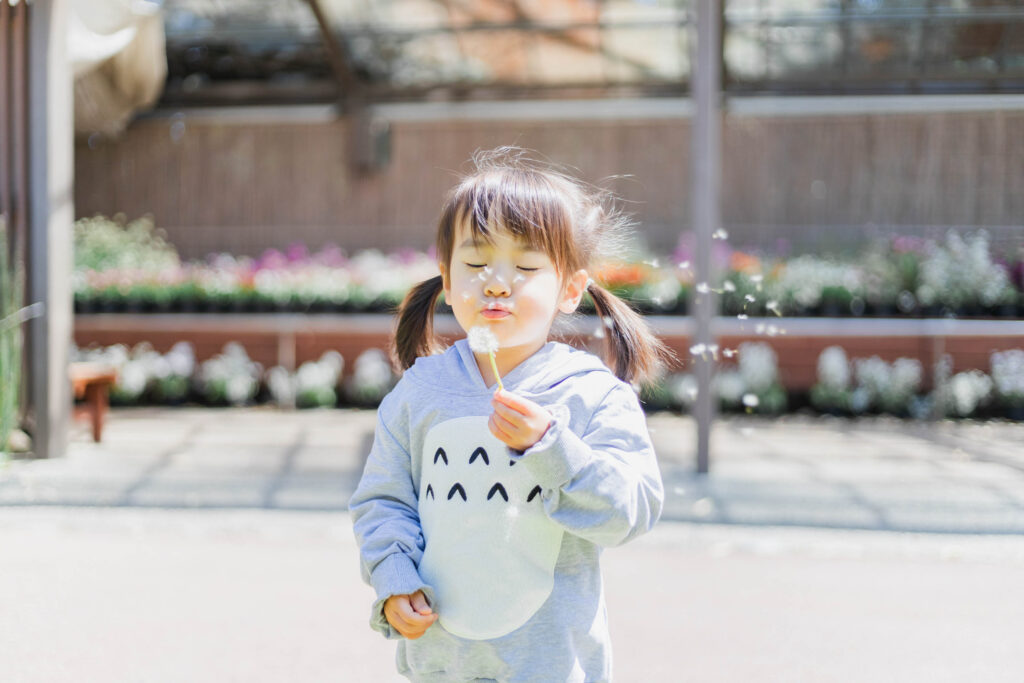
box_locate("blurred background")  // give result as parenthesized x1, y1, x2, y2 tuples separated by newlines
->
(35, 0, 1020, 430)
(3, 3, 1024, 681)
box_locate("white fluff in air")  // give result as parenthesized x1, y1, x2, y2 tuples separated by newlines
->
(468, 326, 500, 354)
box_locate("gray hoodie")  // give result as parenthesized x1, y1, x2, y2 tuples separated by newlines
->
(348, 339, 664, 682)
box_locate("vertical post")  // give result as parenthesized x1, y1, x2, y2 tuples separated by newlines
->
(27, 0, 74, 458)
(690, 0, 722, 475)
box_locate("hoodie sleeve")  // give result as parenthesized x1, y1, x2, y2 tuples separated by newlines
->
(348, 391, 435, 639)
(512, 382, 664, 548)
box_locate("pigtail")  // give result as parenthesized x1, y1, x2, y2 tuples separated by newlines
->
(587, 281, 674, 386)
(392, 275, 446, 371)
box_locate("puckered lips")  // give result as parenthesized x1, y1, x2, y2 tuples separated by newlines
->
(480, 303, 512, 320)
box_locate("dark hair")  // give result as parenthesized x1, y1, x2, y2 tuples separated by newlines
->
(393, 147, 672, 385)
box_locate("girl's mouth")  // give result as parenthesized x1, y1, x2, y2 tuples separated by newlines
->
(481, 304, 511, 319)
(481, 308, 511, 320)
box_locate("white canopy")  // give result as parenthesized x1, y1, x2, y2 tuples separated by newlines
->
(70, 0, 166, 137)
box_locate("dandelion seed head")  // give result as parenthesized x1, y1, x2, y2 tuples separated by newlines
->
(744, 294, 756, 303)
(712, 228, 729, 240)
(742, 393, 760, 408)
(723, 280, 736, 292)
(696, 282, 710, 294)
(467, 326, 500, 354)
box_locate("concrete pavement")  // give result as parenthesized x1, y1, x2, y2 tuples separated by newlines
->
(2, 407, 1023, 534)
(2, 408, 1024, 681)
(2, 506, 1023, 682)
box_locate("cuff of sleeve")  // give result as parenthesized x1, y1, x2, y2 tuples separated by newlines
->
(511, 403, 593, 489)
(368, 553, 434, 640)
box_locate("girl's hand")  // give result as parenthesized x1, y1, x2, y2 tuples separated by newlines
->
(383, 590, 437, 640)
(489, 389, 552, 452)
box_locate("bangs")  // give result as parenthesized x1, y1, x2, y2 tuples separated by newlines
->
(439, 170, 576, 272)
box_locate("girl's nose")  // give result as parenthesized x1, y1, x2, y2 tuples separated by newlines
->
(483, 270, 511, 297)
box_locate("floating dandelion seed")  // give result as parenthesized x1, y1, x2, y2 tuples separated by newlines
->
(742, 393, 759, 408)
(513, 274, 526, 284)
(750, 274, 763, 284)
(766, 324, 779, 336)
(593, 323, 606, 339)
(689, 343, 707, 356)
(723, 280, 736, 292)
(461, 291, 473, 301)
(744, 294, 756, 303)
(644, 258, 661, 268)
(755, 323, 766, 334)
(712, 228, 729, 240)
(766, 300, 782, 316)
(677, 260, 691, 270)
(737, 314, 748, 320)
(722, 348, 737, 358)
(696, 282, 710, 294)
(468, 326, 503, 391)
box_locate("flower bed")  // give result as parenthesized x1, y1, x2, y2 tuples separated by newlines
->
(74, 336, 1024, 421)
(73, 216, 1023, 318)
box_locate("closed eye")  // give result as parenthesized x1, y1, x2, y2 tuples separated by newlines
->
(517, 266, 539, 272)
(464, 263, 486, 269)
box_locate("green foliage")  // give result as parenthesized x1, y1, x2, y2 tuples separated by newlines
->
(1, 219, 23, 458)
(74, 214, 180, 273)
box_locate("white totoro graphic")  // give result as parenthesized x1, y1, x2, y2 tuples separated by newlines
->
(418, 416, 564, 640)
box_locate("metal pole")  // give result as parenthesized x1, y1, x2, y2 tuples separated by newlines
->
(690, 0, 722, 475)
(28, 0, 74, 458)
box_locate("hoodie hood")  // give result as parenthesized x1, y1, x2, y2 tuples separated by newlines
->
(404, 339, 612, 398)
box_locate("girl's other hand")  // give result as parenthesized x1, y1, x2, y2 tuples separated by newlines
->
(489, 389, 552, 452)
(383, 590, 437, 640)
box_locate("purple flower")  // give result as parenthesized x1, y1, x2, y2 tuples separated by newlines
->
(257, 248, 288, 271)
(286, 243, 310, 264)
(892, 235, 926, 254)
(315, 243, 348, 267)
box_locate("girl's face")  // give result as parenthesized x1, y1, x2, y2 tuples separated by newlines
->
(440, 222, 588, 364)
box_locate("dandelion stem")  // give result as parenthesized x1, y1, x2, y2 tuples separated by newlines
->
(488, 351, 504, 392)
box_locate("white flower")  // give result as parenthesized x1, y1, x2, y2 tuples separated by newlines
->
(947, 370, 993, 417)
(715, 371, 745, 406)
(817, 346, 850, 391)
(737, 342, 778, 393)
(267, 366, 296, 407)
(917, 231, 1014, 308)
(669, 374, 699, 407)
(991, 349, 1024, 399)
(768, 255, 863, 309)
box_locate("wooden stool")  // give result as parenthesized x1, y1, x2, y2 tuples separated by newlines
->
(70, 362, 118, 442)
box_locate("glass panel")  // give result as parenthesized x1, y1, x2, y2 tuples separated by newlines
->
(602, 25, 689, 84)
(527, 26, 607, 85)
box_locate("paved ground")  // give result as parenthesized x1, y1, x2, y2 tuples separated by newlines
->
(3, 408, 1023, 534)
(2, 408, 1024, 682)
(3, 507, 1023, 683)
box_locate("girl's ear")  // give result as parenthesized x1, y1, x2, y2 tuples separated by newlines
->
(558, 269, 589, 314)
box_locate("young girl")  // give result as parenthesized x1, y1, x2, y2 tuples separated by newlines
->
(349, 148, 670, 682)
